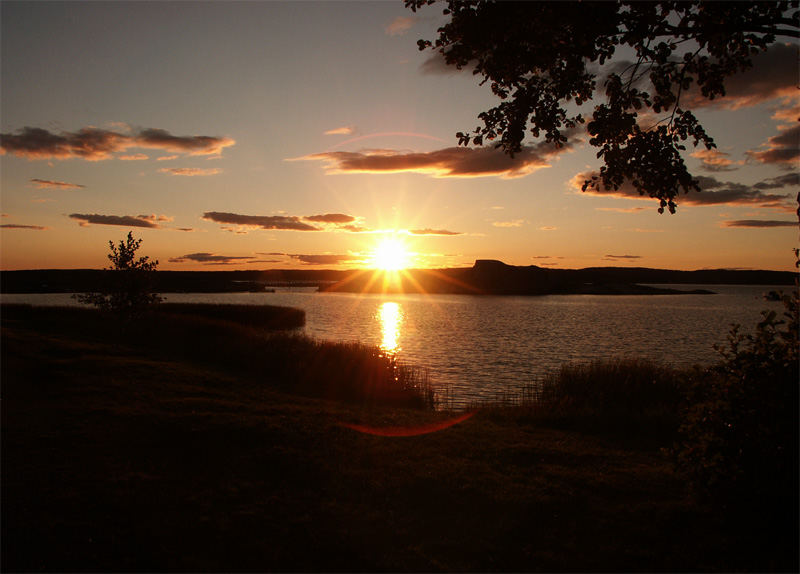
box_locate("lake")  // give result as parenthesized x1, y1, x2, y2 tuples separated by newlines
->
(3, 285, 789, 406)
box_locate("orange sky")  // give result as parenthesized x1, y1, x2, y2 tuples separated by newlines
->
(1, 2, 797, 272)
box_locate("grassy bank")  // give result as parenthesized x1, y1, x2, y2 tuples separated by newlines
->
(2, 304, 796, 571)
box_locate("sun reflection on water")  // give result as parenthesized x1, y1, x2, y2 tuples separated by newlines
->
(378, 301, 403, 356)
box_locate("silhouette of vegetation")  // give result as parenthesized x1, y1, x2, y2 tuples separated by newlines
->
(673, 291, 798, 496)
(475, 358, 684, 446)
(75, 231, 162, 317)
(1, 303, 434, 410)
(668, 286, 798, 567)
(407, 0, 799, 212)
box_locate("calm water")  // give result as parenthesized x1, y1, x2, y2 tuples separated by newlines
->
(2, 285, 788, 406)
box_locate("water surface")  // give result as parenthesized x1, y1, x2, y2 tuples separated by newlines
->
(3, 285, 787, 406)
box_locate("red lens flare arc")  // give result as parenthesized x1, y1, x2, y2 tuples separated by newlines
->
(340, 411, 475, 437)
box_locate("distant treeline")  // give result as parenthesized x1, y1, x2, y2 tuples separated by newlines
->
(1, 261, 795, 295)
(0, 269, 350, 294)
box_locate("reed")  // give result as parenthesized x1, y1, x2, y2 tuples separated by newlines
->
(474, 358, 684, 443)
(1, 303, 434, 410)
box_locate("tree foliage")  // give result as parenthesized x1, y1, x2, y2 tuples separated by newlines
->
(406, 0, 799, 212)
(674, 287, 798, 517)
(76, 231, 162, 317)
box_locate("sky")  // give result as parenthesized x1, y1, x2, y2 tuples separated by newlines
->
(1, 1, 798, 272)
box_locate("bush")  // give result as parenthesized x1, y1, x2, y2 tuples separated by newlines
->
(75, 232, 162, 318)
(673, 289, 799, 519)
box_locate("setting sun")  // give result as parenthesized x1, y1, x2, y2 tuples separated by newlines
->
(371, 238, 410, 271)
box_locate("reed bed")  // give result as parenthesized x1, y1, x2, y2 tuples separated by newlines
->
(1, 303, 434, 410)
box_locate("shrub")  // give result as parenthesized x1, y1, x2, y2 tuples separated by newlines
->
(75, 231, 162, 318)
(673, 288, 799, 519)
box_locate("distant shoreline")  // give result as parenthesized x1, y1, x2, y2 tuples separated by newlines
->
(0, 260, 794, 295)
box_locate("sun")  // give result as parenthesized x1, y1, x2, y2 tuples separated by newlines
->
(371, 237, 410, 271)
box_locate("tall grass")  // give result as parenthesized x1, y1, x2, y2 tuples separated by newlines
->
(1, 303, 435, 410)
(478, 358, 684, 442)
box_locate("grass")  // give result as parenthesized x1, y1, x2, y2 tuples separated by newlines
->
(2, 304, 797, 571)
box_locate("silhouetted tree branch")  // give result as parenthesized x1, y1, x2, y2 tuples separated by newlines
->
(407, 0, 799, 213)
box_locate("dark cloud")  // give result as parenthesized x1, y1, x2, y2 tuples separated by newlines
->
(721, 220, 798, 228)
(419, 53, 466, 75)
(202, 211, 369, 233)
(752, 173, 800, 190)
(202, 212, 319, 231)
(158, 167, 222, 176)
(1, 126, 234, 160)
(1, 224, 47, 230)
(175, 228, 196, 232)
(168, 252, 255, 265)
(294, 137, 578, 179)
(574, 171, 796, 212)
(686, 43, 799, 111)
(135, 128, 234, 156)
(288, 254, 362, 266)
(30, 178, 85, 190)
(603, 254, 642, 260)
(304, 213, 356, 224)
(408, 228, 462, 236)
(746, 123, 800, 168)
(69, 213, 162, 228)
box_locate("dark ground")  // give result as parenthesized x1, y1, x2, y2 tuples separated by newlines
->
(2, 313, 795, 572)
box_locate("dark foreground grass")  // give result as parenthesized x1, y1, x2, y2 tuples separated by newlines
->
(2, 305, 796, 571)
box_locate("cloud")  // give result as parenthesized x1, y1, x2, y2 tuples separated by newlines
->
(324, 126, 355, 136)
(539, 226, 558, 231)
(573, 171, 796, 212)
(691, 149, 740, 172)
(203, 212, 318, 231)
(746, 123, 800, 168)
(156, 155, 179, 161)
(419, 51, 478, 75)
(493, 219, 525, 228)
(603, 254, 642, 261)
(686, 43, 800, 111)
(1, 126, 235, 161)
(304, 213, 356, 224)
(288, 253, 362, 265)
(168, 252, 255, 265)
(293, 138, 578, 179)
(158, 167, 222, 176)
(1, 224, 47, 230)
(385, 16, 416, 36)
(119, 153, 149, 161)
(134, 128, 235, 156)
(30, 178, 85, 190)
(752, 173, 800, 190)
(202, 211, 368, 233)
(721, 220, 798, 228)
(407, 228, 462, 236)
(175, 228, 196, 232)
(69, 213, 165, 228)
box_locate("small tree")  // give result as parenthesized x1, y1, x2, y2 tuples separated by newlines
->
(76, 231, 162, 317)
